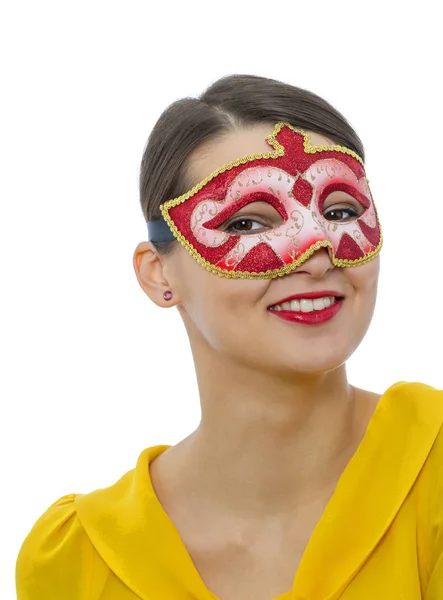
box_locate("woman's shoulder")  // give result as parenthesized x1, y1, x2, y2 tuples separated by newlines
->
(16, 493, 80, 574)
(384, 380, 443, 419)
(387, 379, 443, 398)
(381, 380, 443, 453)
(397, 382, 443, 582)
(15, 493, 109, 599)
(15, 444, 170, 599)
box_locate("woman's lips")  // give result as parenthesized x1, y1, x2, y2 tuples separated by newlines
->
(268, 299, 344, 325)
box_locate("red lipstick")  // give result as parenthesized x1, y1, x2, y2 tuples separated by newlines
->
(268, 291, 344, 326)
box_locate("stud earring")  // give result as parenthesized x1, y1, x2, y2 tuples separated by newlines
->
(163, 290, 173, 301)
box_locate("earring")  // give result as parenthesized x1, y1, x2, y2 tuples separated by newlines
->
(163, 290, 173, 301)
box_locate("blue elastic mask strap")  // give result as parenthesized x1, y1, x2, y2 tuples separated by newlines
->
(147, 218, 176, 242)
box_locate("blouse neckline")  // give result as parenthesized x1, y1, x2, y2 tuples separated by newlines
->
(76, 381, 443, 600)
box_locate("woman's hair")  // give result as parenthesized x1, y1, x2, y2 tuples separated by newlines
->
(139, 74, 365, 255)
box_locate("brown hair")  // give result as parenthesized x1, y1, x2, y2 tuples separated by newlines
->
(139, 74, 365, 255)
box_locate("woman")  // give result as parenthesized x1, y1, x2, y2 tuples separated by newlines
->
(16, 75, 443, 600)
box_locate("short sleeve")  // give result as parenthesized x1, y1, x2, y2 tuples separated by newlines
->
(16, 494, 109, 600)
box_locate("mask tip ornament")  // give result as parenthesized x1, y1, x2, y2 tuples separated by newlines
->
(147, 122, 382, 279)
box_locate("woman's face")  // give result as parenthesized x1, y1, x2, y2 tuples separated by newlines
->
(159, 124, 380, 375)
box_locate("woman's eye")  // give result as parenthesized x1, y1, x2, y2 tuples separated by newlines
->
(323, 206, 360, 222)
(225, 218, 268, 234)
(217, 201, 283, 235)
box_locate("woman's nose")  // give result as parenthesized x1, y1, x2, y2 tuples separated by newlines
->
(294, 246, 334, 278)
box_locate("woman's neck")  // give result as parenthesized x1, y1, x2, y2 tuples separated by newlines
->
(154, 355, 378, 519)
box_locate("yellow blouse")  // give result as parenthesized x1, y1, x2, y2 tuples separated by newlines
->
(16, 382, 443, 600)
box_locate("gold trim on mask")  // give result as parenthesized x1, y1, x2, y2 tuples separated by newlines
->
(159, 122, 382, 279)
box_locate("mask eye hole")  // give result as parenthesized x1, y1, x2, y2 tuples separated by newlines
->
(322, 191, 365, 223)
(218, 201, 285, 235)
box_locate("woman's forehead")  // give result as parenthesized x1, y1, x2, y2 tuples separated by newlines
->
(187, 124, 336, 186)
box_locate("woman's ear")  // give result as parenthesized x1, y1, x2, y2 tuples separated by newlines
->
(133, 242, 181, 307)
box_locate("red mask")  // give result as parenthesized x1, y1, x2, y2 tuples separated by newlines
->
(159, 123, 382, 279)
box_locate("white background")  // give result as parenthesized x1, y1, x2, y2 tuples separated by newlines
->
(2, 1, 442, 597)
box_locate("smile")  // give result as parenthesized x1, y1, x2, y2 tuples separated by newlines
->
(268, 295, 344, 325)
(270, 296, 337, 313)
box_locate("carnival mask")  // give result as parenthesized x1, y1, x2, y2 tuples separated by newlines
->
(147, 122, 382, 279)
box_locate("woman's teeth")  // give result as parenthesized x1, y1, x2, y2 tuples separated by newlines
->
(271, 297, 337, 313)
